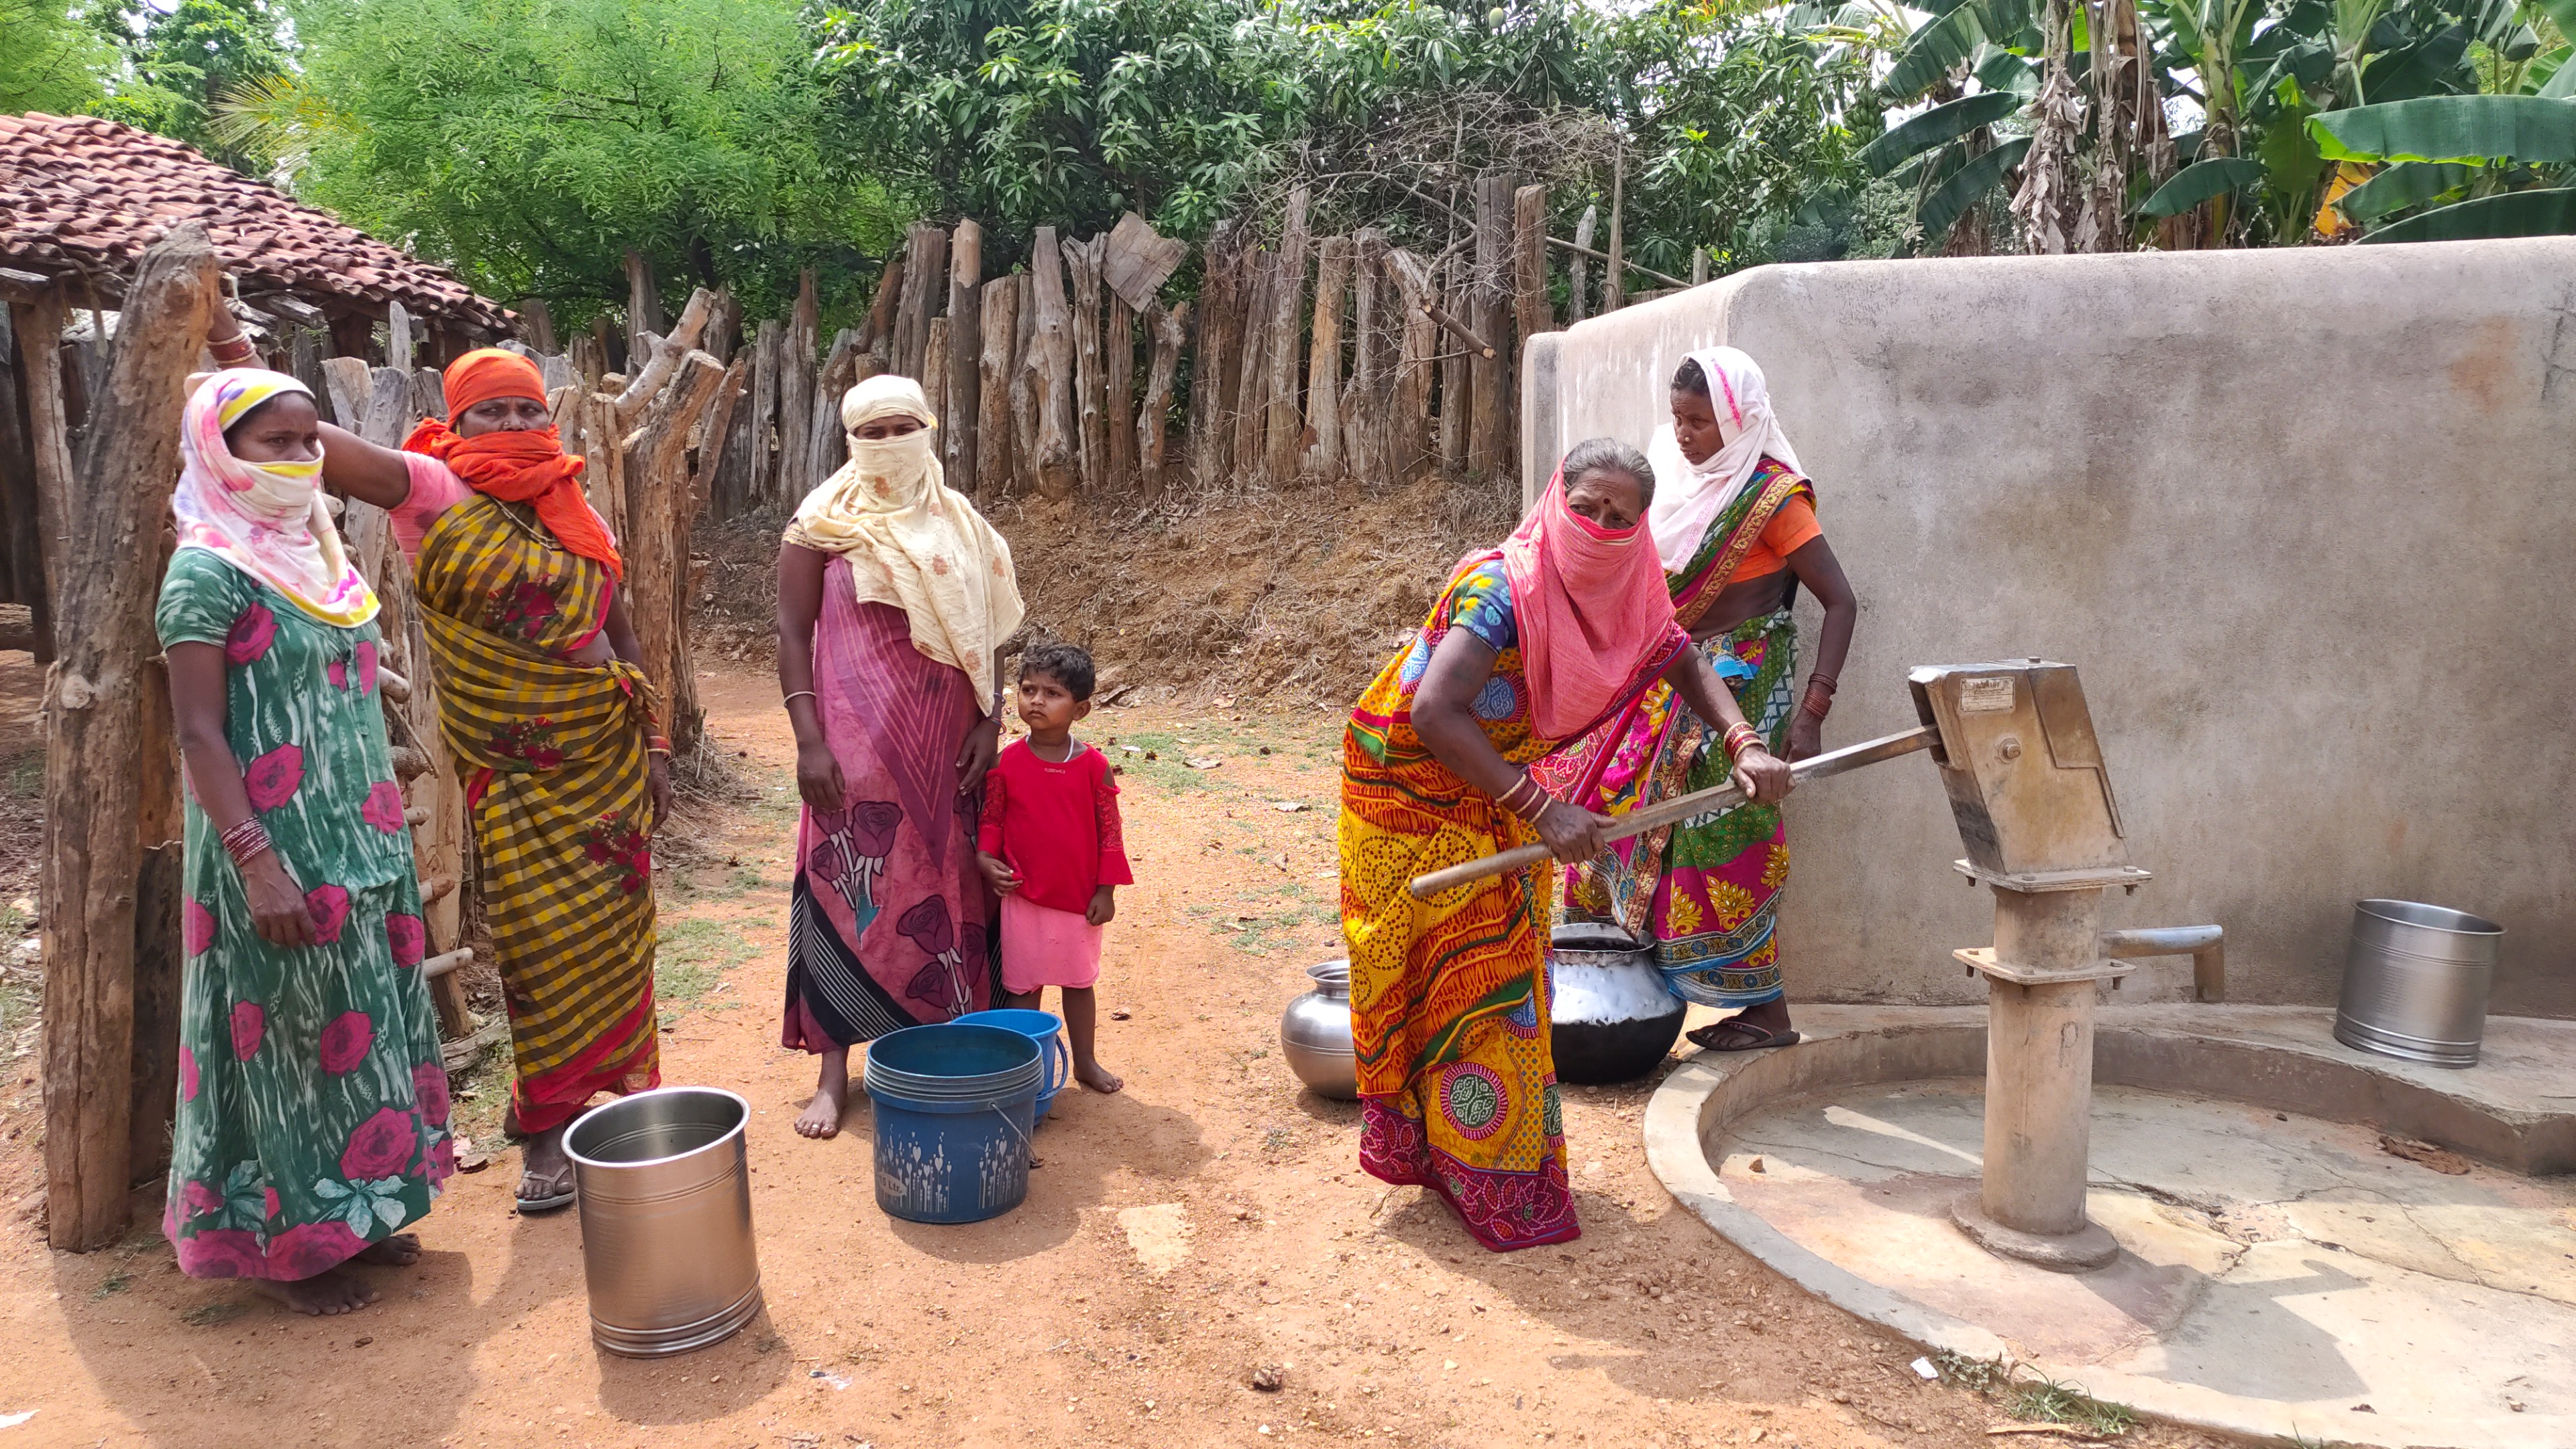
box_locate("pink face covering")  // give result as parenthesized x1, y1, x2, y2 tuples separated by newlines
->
(1498, 467, 1685, 741)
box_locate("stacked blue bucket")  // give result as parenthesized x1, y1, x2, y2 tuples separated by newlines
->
(861, 1013, 1071, 1225)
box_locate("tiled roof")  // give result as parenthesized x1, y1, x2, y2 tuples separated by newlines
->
(0, 111, 508, 334)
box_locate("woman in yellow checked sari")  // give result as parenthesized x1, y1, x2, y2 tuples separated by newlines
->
(318, 349, 667, 1213)
(1340, 439, 1791, 1251)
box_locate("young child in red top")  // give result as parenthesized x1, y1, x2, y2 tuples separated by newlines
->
(977, 643, 1132, 1093)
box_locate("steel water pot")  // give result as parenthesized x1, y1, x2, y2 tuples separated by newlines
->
(1281, 959, 1359, 1100)
(2334, 898, 2502, 1068)
(564, 1087, 763, 1357)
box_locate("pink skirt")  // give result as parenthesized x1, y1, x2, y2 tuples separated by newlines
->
(1000, 895, 1104, 993)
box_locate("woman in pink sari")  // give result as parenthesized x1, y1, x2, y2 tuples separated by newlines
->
(775, 376, 1024, 1138)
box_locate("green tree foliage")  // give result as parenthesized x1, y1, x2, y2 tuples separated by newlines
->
(1, 0, 109, 116)
(86, 0, 291, 172)
(270, 0, 898, 323)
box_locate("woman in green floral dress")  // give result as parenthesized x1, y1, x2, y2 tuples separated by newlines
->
(156, 369, 452, 1315)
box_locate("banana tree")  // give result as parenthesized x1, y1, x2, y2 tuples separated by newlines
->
(2312, 92, 2576, 235)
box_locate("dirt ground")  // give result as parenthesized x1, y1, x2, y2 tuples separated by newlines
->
(0, 658, 2232, 1449)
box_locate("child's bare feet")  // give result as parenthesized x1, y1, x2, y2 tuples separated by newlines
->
(354, 1233, 420, 1267)
(254, 1268, 378, 1316)
(1074, 1059, 1122, 1093)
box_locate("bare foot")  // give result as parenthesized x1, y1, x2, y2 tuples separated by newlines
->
(354, 1233, 420, 1267)
(253, 1267, 378, 1316)
(795, 1073, 850, 1138)
(1074, 1059, 1122, 1094)
(516, 1124, 575, 1212)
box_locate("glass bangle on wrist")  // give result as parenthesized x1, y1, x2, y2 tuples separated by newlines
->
(219, 816, 273, 867)
(1723, 722, 1764, 759)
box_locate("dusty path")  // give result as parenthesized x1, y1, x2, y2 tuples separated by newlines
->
(0, 661, 2224, 1448)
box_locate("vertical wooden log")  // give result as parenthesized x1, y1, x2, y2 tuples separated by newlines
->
(1010, 272, 1039, 498)
(859, 257, 905, 365)
(1385, 248, 1438, 486)
(1438, 256, 1469, 474)
(976, 274, 1020, 503)
(1186, 222, 1239, 486)
(922, 319, 951, 455)
(1104, 290, 1136, 492)
(0, 306, 56, 657)
(625, 250, 665, 344)
(1138, 299, 1188, 501)
(1230, 248, 1274, 484)
(1692, 246, 1710, 286)
(1063, 233, 1108, 494)
(745, 320, 782, 507)
(895, 224, 948, 382)
(1606, 153, 1627, 313)
(778, 269, 819, 502)
(40, 227, 219, 1250)
(805, 329, 863, 493)
(1514, 184, 1552, 352)
(1568, 205, 1597, 325)
(621, 352, 727, 752)
(706, 288, 742, 366)
(386, 300, 416, 372)
(946, 220, 983, 498)
(520, 297, 558, 354)
(1470, 170, 1514, 479)
(1302, 236, 1350, 480)
(1027, 227, 1078, 500)
(1263, 187, 1312, 483)
(1344, 229, 1389, 488)
(694, 354, 751, 514)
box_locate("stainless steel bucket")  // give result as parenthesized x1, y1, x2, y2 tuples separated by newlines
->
(565, 1087, 763, 1356)
(2334, 900, 2503, 1069)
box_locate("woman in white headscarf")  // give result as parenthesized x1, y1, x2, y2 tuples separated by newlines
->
(1551, 347, 1858, 1053)
(773, 374, 1026, 1138)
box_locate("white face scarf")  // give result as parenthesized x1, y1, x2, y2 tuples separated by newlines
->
(1644, 346, 1805, 572)
(783, 374, 1026, 698)
(170, 368, 380, 627)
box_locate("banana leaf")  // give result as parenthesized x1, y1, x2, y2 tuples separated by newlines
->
(2540, 50, 2576, 99)
(2335, 160, 2476, 218)
(1883, 5, 1987, 99)
(1913, 136, 2033, 240)
(2311, 95, 2576, 164)
(1976, 48, 2038, 96)
(2538, 0, 2576, 49)
(1860, 91, 2022, 174)
(2359, 185, 2576, 240)
(2359, 25, 2472, 103)
(2138, 156, 2269, 216)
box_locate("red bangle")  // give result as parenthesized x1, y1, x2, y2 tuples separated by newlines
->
(1723, 722, 1763, 759)
(208, 332, 259, 367)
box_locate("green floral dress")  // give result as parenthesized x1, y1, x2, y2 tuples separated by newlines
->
(156, 549, 452, 1282)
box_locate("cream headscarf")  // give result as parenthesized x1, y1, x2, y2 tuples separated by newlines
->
(172, 368, 380, 627)
(1644, 346, 1805, 571)
(784, 374, 1025, 698)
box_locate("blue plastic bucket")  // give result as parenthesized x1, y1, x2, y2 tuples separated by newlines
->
(862, 1024, 1042, 1225)
(953, 1009, 1070, 1122)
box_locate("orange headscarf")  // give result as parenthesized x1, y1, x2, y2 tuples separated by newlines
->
(401, 347, 623, 581)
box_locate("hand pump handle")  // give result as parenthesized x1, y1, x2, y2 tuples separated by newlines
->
(1403, 724, 1938, 902)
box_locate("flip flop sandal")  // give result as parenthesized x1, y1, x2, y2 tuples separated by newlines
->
(1688, 1020, 1803, 1053)
(515, 1165, 576, 1214)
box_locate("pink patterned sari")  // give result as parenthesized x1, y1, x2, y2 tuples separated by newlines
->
(781, 557, 997, 1048)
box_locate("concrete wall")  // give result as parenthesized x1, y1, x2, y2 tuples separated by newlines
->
(1521, 239, 2576, 1018)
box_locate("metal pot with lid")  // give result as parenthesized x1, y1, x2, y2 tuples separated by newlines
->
(1548, 923, 1684, 1084)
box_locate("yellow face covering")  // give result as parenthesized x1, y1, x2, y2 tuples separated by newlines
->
(170, 368, 378, 628)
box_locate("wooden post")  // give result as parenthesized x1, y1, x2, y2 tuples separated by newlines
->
(895, 224, 947, 382)
(1344, 229, 1387, 488)
(805, 329, 863, 494)
(976, 274, 1020, 502)
(694, 354, 751, 511)
(621, 352, 727, 752)
(1063, 233, 1108, 493)
(1438, 256, 1469, 474)
(745, 320, 782, 506)
(1692, 246, 1710, 286)
(0, 309, 53, 658)
(1470, 170, 1514, 479)
(1138, 299, 1188, 501)
(39, 225, 219, 1250)
(1302, 236, 1350, 480)
(1187, 223, 1240, 488)
(946, 220, 983, 498)
(922, 319, 950, 460)
(1514, 184, 1552, 351)
(1104, 289, 1136, 492)
(1027, 227, 1077, 500)
(386, 300, 416, 372)
(1230, 248, 1274, 484)
(706, 288, 742, 366)
(625, 250, 665, 345)
(520, 297, 557, 354)
(613, 286, 716, 427)
(1568, 205, 1597, 325)
(1605, 153, 1626, 313)
(777, 269, 819, 502)
(1264, 187, 1311, 484)
(859, 257, 905, 366)
(1385, 248, 1438, 486)
(1010, 271, 1039, 498)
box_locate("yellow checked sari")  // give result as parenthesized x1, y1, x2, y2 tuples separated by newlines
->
(417, 495, 659, 1133)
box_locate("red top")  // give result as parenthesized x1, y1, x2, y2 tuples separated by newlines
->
(977, 739, 1134, 915)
